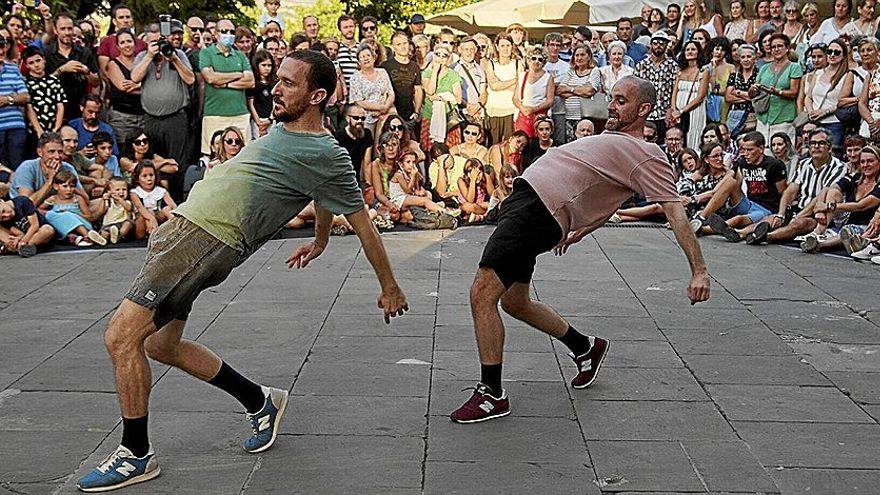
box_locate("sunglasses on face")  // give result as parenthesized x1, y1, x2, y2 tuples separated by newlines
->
(218, 29, 234, 34)
(530, 56, 545, 62)
(189, 26, 205, 32)
(133, 138, 148, 145)
(225, 138, 242, 146)
(389, 124, 404, 131)
(363, 25, 377, 32)
(463, 130, 480, 136)
(437, 52, 450, 58)
(785, 8, 797, 12)
(478, 44, 487, 50)
(827, 49, 843, 56)
(349, 115, 365, 121)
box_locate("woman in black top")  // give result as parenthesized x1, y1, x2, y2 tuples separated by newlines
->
(725, 43, 758, 138)
(106, 29, 144, 152)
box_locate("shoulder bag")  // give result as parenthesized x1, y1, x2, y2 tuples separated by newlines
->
(753, 63, 788, 114)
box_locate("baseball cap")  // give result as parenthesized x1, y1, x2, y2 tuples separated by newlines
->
(170, 19, 184, 34)
(410, 14, 426, 24)
(651, 30, 670, 42)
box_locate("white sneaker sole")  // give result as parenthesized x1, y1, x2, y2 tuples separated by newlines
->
(78, 466, 161, 492)
(246, 390, 288, 454)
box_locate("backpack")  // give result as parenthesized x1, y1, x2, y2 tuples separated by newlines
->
(408, 207, 459, 230)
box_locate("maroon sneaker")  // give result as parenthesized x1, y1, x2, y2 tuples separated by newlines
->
(570, 336, 610, 389)
(450, 383, 510, 424)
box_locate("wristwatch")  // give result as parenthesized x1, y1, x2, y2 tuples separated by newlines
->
(5, 95, 13, 106)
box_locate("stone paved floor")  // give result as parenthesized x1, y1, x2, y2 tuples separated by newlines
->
(1, 226, 879, 494)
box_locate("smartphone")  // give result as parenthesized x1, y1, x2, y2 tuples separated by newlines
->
(33, 0, 40, 7)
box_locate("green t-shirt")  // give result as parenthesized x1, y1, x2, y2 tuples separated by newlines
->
(200, 45, 251, 117)
(756, 62, 803, 126)
(421, 67, 462, 120)
(176, 124, 364, 256)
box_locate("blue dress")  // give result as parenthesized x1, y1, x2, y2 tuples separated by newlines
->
(45, 202, 93, 237)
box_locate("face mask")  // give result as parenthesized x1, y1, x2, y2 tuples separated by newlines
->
(219, 34, 235, 47)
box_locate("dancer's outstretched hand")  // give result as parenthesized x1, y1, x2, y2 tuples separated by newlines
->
(287, 241, 325, 269)
(687, 272, 711, 305)
(377, 284, 408, 323)
(554, 227, 589, 256)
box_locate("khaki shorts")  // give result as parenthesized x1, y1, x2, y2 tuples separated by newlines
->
(126, 215, 243, 328)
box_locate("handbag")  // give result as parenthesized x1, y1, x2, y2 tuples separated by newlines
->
(753, 62, 788, 114)
(458, 62, 492, 134)
(579, 93, 609, 119)
(706, 94, 722, 122)
(836, 70, 865, 126)
(446, 103, 467, 129)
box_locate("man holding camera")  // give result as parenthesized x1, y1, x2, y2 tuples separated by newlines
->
(132, 20, 195, 200)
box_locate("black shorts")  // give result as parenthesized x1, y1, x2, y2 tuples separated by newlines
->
(125, 215, 244, 329)
(479, 180, 563, 288)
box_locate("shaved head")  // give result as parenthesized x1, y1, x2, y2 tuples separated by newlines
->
(607, 76, 655, 135)
(618, 76, 656, 111)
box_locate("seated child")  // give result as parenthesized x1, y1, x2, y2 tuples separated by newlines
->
(100, 176, 134, 244)
(457, 158, 490, 223)
(0, 194, 56, 256)
(388, 151, 459, 222)
(131, 160, 176, 239)
(87, 131, 122, 198)
(43, 169, 105, 246)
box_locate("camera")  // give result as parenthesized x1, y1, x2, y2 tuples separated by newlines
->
(157, 14, 174, 57)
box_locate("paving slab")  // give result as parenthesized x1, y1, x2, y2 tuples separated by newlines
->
(708, 384, 873, 423)
(423, 461, 599, 495)
(565, 316, 666, 341)
(789, 342, 880, 372)
(568, 368, 708, 401)
(825, 371, 880, 404)
(572, 400, 736, 441)
(681, 440, 780, 493)
(682, 354, 830, 385)
(587, 440, 704, 492)
(663, 326, 795, 356)
(733, 421, 880, 469)
(769, 468, 880, 495)
(432, 350, 563, 382)
(294, 361, 431, 397)
(280, 395, 426, 436)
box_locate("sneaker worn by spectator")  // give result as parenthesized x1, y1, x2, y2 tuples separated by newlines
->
(851, 242, 880, 260)
(840, 227, 869, 255)
(707, 213, 742, 242)
(745, 221, 770, 245)
(800, 234, 820, 253)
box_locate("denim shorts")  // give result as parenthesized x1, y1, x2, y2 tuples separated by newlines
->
(126, 215, 243, 329)
(729, 196, 773, 224)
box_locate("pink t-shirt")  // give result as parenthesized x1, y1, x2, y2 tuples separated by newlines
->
(521, 131, 679, 235)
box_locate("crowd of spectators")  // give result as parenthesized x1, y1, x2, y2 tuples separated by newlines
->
(2, 0, 880, 264)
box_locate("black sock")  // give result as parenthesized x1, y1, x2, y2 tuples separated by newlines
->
(207, 361, 265, 413)
(121, 415, 150, 458)
(480, 363, 503, 397)
(558, 325, 592, 357)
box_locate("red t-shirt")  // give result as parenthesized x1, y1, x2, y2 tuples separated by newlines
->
(97, 34, 147, 62)
(521, 131, 679, 235)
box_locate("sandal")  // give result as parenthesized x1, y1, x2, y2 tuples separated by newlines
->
(87, 230, 108, 246)
(330, 225, 348, 236)
(70, 235, 93, 247)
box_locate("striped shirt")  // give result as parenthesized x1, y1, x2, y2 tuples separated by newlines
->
(337, 42, 359, 101)
(792, 155, 848, 210)
(0, 62, 26, 131)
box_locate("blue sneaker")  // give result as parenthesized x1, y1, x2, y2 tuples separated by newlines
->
(77, 445, 160, 492)
(244, 386, 288, 453)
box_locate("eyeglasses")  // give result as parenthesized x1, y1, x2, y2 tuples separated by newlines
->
(349, 115, 365, 121)
(189, 26, 205, 32)
(478, 44, 487, 50)
(218, 29, 234, 34)
(530, 56, 546, 62)
(382, 141, 398, 147)
(437, 52, 450, 58)
(827, 48, 843, 56)
(785, 8, 797, 12)
(463, 130, 480, 136)
(389, 124, 405, 131)
(224, 138, 242, 146)
(133, 138, 149, 145)
(808, 140, 829, 147)
(363, 25, 377, 32)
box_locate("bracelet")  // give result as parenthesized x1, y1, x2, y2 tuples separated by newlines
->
(773, 214, 784, 219)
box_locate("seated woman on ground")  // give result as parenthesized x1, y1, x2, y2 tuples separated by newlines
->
(427, 143, 466, 207)
(370, 132, 410, 225)
(43, 168, 106, 246)
(486, 163, 519, 223)
(681, 142, 732, 224)
(450, 122, 490, 163)
(367, 115, 425, 174)
(120, 129, 179, 187)
(131, 160, 176, 239)
(457, 158, 491, 223)
(614, 148, 702, 222)
(800, 145, 880, 254)
(487, 130, 528, 178)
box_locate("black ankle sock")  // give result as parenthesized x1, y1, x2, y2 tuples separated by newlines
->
(480, 363, 503, 397)
(208, 361, 265, 413)
(121, 415, 150, 458)
(558, 325, 592, 356)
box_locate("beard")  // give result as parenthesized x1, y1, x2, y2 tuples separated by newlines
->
(349, 125, 364, 138)
(274, 98, 310, 123)
(605, 117, 621, 131)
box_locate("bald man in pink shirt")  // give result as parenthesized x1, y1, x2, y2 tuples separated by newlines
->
(451, 76, 711, 424)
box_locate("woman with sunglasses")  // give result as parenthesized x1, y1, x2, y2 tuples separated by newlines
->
(804, 39, 848, 151)
(513, 45, 554, 138)
(120, 130, 179, 187)
(420, 44, 463, 151)
(725, 0, 751, 41)
(473, 33, 493, 63)
(208, 126, 245, 173)
(450, 121, 490, 164)
(483, 33, 521, 145)
(781, 1, 804, 40)
(369, 115, 425, 169)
